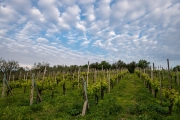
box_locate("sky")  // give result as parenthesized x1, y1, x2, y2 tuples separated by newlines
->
(0, 0, 180, 68)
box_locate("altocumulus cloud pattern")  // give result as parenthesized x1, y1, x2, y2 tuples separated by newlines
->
(0, 0, 180, 67)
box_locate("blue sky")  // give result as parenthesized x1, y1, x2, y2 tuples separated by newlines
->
(0, 0, 180, 68)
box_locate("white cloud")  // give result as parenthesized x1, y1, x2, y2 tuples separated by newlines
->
(76, 22, 86, 32)
(19, 22, 42, 37)
(78, 0, 95, 5)
(81, 40, 90, 46)
(61, 5, 81, 25)
(36, 38, 49, 43)
(88, 14, 95, 21)
(30, 7, 45, 23)
(95, 0, 111, 20)
(4, 0, 32, 14)
(38, 0, 60, 23)
(0, 5, 21, 23)
(0, 0, 180, 68)
(93, 40, 104, 47)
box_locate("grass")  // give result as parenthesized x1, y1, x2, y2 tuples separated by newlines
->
(0, 73, 180, 119)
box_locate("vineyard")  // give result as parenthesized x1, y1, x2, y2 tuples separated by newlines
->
(1, 62, 180, 119)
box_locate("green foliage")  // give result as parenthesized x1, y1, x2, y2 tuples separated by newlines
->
(88, 82, 101, 95)
(88, 80, 108, 96)
(96, 97, 122, 116)
(1, 72, 180, 119)
(72, 80, 78, 86)
(30, 104, 43, 112)
(67, 102, 82, 116)
(163, 88, 180, 104)
(137, 59, 150, 69)
(89, 61, 111, 70)
(127, 61, 136, 73)
(9, 81, 22, 88)
(173, 65, 180, 71)
(151, 78, 160, 91)
(111, 60, 126, 69)
(110, 77, 116, 85)
(136, 69, 180, 116)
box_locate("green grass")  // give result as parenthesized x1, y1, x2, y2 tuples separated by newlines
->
(0, 73, 180, 119)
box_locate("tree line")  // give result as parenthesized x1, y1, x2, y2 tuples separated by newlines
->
(0, 57, 179, 80)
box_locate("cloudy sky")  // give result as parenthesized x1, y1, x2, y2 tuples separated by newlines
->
(0, 0, 180, 68)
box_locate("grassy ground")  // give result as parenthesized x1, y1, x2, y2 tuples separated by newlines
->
(0, 73, 180, 119)
(81, 73, 180, 120)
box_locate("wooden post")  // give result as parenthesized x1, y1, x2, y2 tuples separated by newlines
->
(159, 69, 162, 105)
(152, 63, 154, 80)
(167, 59, 172, 89)
(108, 71, 110, 92)
(26, 72, 28, 81)
(87, 61, 89, 87)
(24, 74, 25, 80)
(116, 69, 118, 83)
(144, 68, 146, 86)
(78, 67, 80, 89)
(81, 77, 89, 116)
(83, 78, 88, 101)
(94, 69, 96, 83)
(162, 67, 164, 80)
(152, 63, 154, 95)
(20, 71, 22, 80)
(176, 68, 179, 86)
(42, 66, 47, 82)
(82, 100, 88, 116)
(144, 68, 145, 74)
(30, 73, 35, 105)
(62, 73, 66, 95)
(5, 78, 14, 96)
(55, 74, 57, 83)
(9, 71, 11, 81)
(2, 73, 6, 98)
(37, 71, 40, 80)
(13, 74, 14, 83)
(34, 80, 42, 103)
(140, 68, 142, 79)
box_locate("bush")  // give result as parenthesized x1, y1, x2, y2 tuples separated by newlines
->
(146, 104, 168, 115)
(97, 97, 122, 116)
(127, 61, 136, 73)
(30, 104, 43, 112)
(68, 102, 82, 116)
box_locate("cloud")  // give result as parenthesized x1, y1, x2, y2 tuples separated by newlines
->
(78, 0, 95, 5)
(95, 0, 111, 20)
(36, 38, 49, 43)
(38, 0, 60, 23)
(0, 0, 180, 68)
(61, 5, 81, 24)
(0, 5, 21, 23)
(76, 22, 86, 33)
(30, 7, 45, 23)
(19, 21, 42, 38)
(4, 0, 32, 14)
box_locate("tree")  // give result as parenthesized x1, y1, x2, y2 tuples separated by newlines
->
(0, 57, 19, 74)
(173, 65, 180, 71)
(89, 62, 97, 69)
(89, 61, 111, 70)
(32, 62, 49, 72)
(127, 61, 136, 73)
(112, 60, 126, 69)
(99, 61, 111, 70)
(137, 59, 150, 69)
(0, 57, 19, 81)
